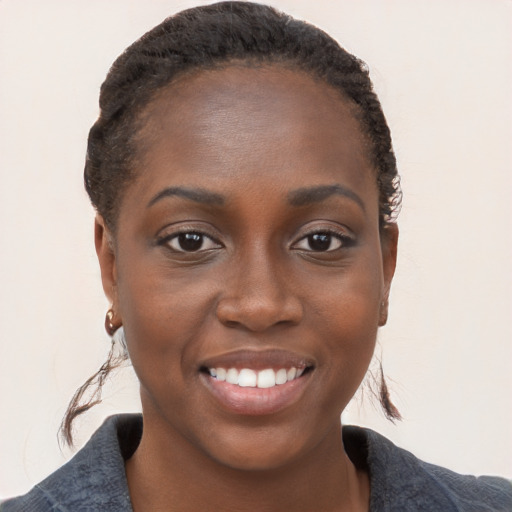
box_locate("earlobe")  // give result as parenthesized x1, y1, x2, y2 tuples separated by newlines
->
(379, 223, 399, 326)
(95, 215, 118, 305)
(379, 300, 389, 327)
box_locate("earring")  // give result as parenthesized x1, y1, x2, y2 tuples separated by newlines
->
(104, 308, 118, 336)
(105, 308, 128, 356)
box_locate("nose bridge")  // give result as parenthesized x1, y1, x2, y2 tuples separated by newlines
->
(216, 241, 302, 331)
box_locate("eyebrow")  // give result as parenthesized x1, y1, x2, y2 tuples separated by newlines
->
(288, 184, 365, 212)
(147, 186, 225, 208)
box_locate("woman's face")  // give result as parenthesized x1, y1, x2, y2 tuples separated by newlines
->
(97, 65, 397, 470)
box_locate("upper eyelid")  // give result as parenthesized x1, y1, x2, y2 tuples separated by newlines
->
(159, 231, 223, 249)
(298, 226, 350, 237)
(175, 233, 221, 249)
(165, 231, 220, 241)
(158, 230, 224, 255)
(290, 225, 353, 245)
(156, 222, 222, 241)
(155, 221, 353, 246)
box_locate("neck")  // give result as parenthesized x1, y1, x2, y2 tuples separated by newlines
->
(125, 412, 369, 512)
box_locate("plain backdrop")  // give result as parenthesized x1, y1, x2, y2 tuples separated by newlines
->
(1, 0, 511, 498)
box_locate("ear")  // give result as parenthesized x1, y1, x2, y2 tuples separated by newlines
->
(379, 223, 399, 326)
(95, 215, 118, 307)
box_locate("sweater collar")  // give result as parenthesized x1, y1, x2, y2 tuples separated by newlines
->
(37, 414, 140, 510)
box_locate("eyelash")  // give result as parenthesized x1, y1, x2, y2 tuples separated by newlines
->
(157, 226, 354, 254)
(291, 228, 355, 253)
(157, 228, 222, 253)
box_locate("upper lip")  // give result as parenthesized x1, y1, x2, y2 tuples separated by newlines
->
(199, 349, 316, 371)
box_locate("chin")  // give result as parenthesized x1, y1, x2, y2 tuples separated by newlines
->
(208, 441, 302, 472)
(195, 421, 319, 473)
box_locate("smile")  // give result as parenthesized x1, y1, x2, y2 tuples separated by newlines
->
(199, 350, 315, 415)
(208, 366, 306, 388)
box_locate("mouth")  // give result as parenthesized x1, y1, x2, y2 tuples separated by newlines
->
(199, 350, 315, 415)
(201, 365, 311, 388)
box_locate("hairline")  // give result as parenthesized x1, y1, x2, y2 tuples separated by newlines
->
(107, 58, 376, 234)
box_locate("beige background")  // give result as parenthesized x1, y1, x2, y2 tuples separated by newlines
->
(1, 0, 511, 498)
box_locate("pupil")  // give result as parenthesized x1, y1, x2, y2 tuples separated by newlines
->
(179, 233, 203, 251)
(309, 233, 331, 251)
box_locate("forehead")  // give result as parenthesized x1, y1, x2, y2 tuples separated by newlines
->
(132, 64, 375, 200)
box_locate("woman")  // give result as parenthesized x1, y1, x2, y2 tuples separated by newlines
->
(2, 2, 511, 511)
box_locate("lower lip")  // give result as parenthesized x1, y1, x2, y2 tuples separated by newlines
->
(200, 371, 312, 416)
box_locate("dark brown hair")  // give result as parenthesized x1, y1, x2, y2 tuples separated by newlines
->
(62, 1, 402, 445)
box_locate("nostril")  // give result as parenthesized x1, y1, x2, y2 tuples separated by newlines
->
(216, 295, 303, 332)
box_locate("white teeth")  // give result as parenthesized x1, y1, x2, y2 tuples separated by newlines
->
(238, 369, 257, 387)
(257, 369, 276, 388)
(208, 366, 307, 388)
(226, 368, 239, 384)
(275, 368, 288, 385)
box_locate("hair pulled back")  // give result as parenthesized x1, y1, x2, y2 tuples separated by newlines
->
(65, 1, 402, 445)
(84, 1, 400, 231)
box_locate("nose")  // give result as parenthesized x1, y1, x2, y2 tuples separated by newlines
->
(216, 252, 303, 332)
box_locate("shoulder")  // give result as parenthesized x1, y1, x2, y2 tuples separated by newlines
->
(343, 425, 512, 512)
(1, 414, 141, 512)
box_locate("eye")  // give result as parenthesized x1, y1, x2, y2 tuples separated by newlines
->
(293, 231, 349, 252)
(164, 231, 221, 253)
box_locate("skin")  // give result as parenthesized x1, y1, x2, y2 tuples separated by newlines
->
(96, 65, 398, 511)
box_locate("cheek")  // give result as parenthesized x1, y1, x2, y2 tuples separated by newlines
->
(308, 252, 383, 391)
(117, 240, 219, 327)
(309, 246, 383, 331)
(115, 254, 221, 383)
